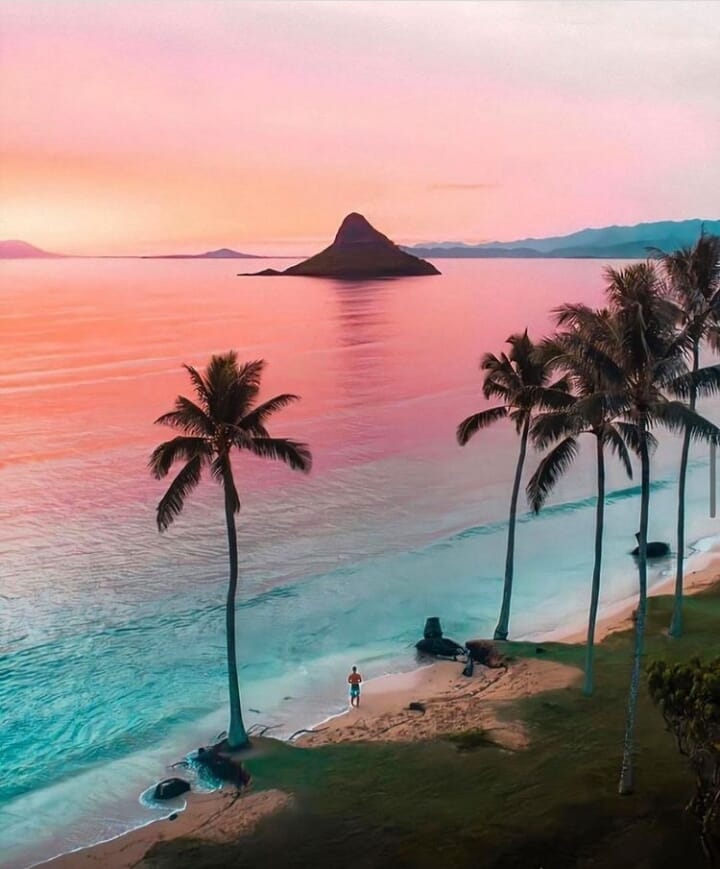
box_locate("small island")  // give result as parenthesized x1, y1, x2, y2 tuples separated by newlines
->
(240, 213, 440, 278)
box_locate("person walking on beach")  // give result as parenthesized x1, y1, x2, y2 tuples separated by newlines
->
(348, 666, 362, 707)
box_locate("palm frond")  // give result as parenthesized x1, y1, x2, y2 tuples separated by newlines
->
(155, 396, 215, 436)
(526, 436, 579, 513)
(481, 352, 521, 399)
(615, 421, 658, 455)
(156, 455, 204, 531)
(602, 425, 634, 477)
(183, 364, 211, 412)
(240, 393, 300, 436)
(456, 405, 508, 445)
(530, 410, 579, 451)
(649, 401, 720, 444)
(242, 437, 313, 472)
(149, 436, 211, 479)
(669, 364, 720, 400)
(523, 384, 575, 412)
(204, 354, 265, 423)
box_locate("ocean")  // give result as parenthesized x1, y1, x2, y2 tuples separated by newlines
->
(1, 257, 718, 867)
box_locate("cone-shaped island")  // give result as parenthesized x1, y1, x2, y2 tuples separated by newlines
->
(241, 213, 440, 278)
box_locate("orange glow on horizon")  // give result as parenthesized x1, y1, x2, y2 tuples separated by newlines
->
(1, 1, 718, 255)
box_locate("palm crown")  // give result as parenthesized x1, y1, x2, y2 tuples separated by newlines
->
(150, 353, 312, 530)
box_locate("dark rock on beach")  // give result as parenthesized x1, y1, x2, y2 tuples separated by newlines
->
(631, 533, 670, 558)
(196, 743, 251, 789)
(153, 778, 191, 800)
(416, 616, 464, 659)
(465, 640, 506, 668)
(242, 212, 440, 279)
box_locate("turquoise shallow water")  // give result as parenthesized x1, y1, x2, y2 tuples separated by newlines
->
(1, 258, 718, 867)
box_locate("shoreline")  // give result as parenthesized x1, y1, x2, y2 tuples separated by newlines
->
(40, 789, 291, 869)
(36, 549, 720, 868)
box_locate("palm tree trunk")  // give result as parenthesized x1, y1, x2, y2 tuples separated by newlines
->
(670, 341, 699, 638)
(618, 418, 649, 795)
(494, 416, 530, 641)
(223, 476, 249, 750)
(584, 436, 605, 697)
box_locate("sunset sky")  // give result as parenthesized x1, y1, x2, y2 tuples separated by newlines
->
(1, 0, 718, 255)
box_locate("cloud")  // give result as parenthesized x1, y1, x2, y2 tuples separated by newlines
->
(428, 183, 497, 191)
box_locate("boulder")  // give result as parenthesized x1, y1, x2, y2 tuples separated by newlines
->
(631, 532, 670, 558)
(415, 636, 465, 659)
(415, 617, 464, 659)
(423, 617, 443, 639)
(631, 541, 670, 558)
(465, 640, 506, 668)
(196, 745, 251, 788)
(153, 778, 190, 800)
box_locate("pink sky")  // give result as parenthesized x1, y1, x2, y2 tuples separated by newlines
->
(1, 1, 718, 255)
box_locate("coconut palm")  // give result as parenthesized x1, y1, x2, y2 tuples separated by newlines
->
(150, 353, 311, 749)
(527, 308, 636, 697)
(586, 264, 720, 795)
(457, 330, 570, 641)
(656, 233, 720, 638)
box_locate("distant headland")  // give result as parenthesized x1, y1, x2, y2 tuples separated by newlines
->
(3, 218, 719, 262)
(404, 218, 720, 260)
(240, 213, 441, 278)
(0, 240, 66, 258)
(141, 248, 264, 260)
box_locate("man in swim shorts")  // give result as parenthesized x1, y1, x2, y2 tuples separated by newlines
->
(348, 665, 362, 707)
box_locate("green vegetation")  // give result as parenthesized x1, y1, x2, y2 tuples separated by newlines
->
(150, 353, 311, 748)
(648, 655, 720, 861)
(145, 586, 720, 868)
(443, 727, 498, 752)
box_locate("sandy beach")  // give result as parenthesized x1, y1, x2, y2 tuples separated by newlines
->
(41, 788, 291, 868)
(38, 554, 720, 869)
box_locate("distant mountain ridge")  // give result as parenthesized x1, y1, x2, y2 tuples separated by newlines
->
(142, 248, 263, 259)
(0, 240, 65, 258)
(405, 219, 720, 259)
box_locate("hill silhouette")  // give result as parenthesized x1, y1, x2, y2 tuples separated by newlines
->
(0, 240, 65, 258)
(243, 214, 440, 278)
(405, 218, 720, 259)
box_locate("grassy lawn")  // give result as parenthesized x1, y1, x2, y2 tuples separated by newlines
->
(146, 587, 719, 868)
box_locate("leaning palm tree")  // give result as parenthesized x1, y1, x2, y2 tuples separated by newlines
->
(457, 330, 569, 641)
(592, 264, 720, 795)
(150, 353, 311, 750)
(656, 233, 720, 638)
(527, 309, 636, 697)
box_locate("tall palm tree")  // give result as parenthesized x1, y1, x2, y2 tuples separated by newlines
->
(527, 309, 636, 697)
(150, 353, 311, 750)
(656, 233, 720, 638)
(589, 264, 720, 795)
(457, 330, 569, 641)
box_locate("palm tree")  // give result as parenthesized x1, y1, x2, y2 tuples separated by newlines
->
(656, 233, 720, 638)
(527, 309, 636, 696)
(457, 331, 569, 641)
(149, 353, 311, 750)
(590, 264, 720, 795)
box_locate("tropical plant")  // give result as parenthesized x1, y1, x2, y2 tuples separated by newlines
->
(150, 353, 311, 749)
(648, 657, 720, 863)
(574, 263, 720, 795)
(527, 308, 636, 696)
(457, 330, 569, 641)
(655, 233, 720, 638)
